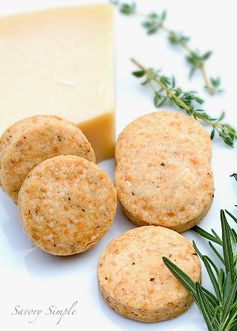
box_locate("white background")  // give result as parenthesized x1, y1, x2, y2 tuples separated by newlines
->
(0, 1, 237, 330)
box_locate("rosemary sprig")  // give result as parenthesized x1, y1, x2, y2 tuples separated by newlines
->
(131, 58, 236, 146)
(111, 0, 222, 95)
(163, 210, 237, 331)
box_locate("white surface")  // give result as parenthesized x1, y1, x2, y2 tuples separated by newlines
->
(0, 1, 236, 331)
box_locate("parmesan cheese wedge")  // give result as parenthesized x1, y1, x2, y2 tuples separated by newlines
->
(0, 5, 114, 162)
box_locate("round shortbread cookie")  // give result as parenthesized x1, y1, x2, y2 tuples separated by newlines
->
(18, 155, 116, 256)
(98, 226, 201, 322)
(115, 111, 212, 163)
(115, 150, 213, 232)
(115, 111, 213, 232)
(0, 115, 34, 187)
(0, 115, 95, 203)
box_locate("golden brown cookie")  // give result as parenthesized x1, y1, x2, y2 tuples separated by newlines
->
(115, 111, 213, 232)
(115, 111, 211, 163)
(98, 226, 201, 322)
(18, 155, 117, 256)
(0, 115, 95, 203)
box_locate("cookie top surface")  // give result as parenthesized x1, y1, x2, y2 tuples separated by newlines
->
(115, 149, 213, 232)
(98, 226, 200, 320)
(18, 155, 117, 256)
(115, 111, 211, 163)
(0, 115, 95, 203)
(114, 111, 213, 232)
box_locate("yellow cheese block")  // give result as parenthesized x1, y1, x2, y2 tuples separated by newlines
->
(0, 5, 114, 162)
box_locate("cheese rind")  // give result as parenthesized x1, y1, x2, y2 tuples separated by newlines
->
(0, 5, 115, 161)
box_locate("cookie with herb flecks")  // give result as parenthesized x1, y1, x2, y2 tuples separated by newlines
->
(0, 115, 95, 203)
(98, 226, 201, 322)
(115, 111, 211, 163)
(18, 155, 116, 256)
(115, 111, 213, 232)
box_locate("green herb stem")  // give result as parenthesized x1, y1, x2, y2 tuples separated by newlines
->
(131, 58, 237, 146)
(131, 58, 190, 111)
(148, 22, 214, 95)
(200, 66, 214, 96)
(164, 210, 237, 331)
(112, 0, 222, 95)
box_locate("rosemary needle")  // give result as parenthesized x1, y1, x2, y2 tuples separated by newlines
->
(111, 0, 222, 95)
(163, 210, 237, 331)
(131, 58, 236, 147)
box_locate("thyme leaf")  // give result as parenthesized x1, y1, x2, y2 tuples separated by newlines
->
(111, 0, 222, 95)
(131, 58, 236, 147)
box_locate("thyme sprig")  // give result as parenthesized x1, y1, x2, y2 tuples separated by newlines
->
(131, 58, 236, 146)
(111, 0, 222, 95)
(163, 210, 237, 331)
